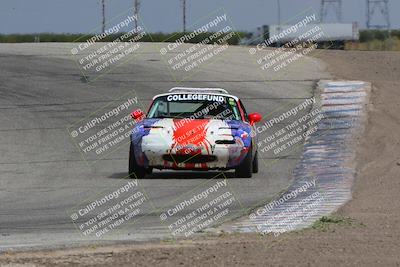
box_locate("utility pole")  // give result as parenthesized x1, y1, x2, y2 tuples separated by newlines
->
(101, 0, 106, 33)
(277, 0, 281, 26)
(320, 0, 342, 22)
(181, 0, 186, 32)
(276, 0, 281, 47)
(366, 0, 390, 30)
(134, 0, 140, 30)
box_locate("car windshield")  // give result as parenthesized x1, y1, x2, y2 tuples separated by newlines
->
(147, 94, 242, 120)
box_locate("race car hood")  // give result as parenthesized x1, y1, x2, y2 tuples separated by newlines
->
(131, 118, 253, 168)
(133, 118, 252, 148)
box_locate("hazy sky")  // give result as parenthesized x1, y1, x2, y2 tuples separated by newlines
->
(0, 0, 398, 34)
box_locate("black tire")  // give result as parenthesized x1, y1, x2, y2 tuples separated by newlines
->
(129, 143, 146, 179)
(235, 147, 253, 178)
(146, 167, 153, 175)
(252, 150, 259, 173)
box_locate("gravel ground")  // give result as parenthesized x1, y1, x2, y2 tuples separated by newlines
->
(1, 49, 399, 267)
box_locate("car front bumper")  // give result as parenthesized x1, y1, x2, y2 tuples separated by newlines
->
(140, 140, 249, 170)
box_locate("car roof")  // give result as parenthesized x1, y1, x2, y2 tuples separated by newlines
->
(152, 87, 239, 101)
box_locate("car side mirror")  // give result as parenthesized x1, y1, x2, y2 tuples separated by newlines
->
(248, 113, 262, 125)
(131, 109, 145, 122)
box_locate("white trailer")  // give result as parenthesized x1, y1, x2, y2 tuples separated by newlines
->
(240, 23, 359, 49)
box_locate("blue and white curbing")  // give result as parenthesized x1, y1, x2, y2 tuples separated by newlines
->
(220, 80, 370, 235)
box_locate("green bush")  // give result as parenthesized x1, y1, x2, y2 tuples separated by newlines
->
(0, 32, 247, 45)
(359, 29, 393, 42)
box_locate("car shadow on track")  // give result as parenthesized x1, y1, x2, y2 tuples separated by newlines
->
(108, 171, 242, 179)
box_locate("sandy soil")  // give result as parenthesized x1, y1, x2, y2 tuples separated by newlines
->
(1, 50, 399, 267)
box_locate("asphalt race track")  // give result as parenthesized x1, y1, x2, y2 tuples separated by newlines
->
(0, 43, 331, 250)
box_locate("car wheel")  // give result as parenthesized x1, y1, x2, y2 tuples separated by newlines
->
(129, 142, 146, 179)
(235, 147, 253, 178)
(252, 150, 259, 173)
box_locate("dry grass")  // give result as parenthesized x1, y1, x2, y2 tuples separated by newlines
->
(345, 37, 400, 51)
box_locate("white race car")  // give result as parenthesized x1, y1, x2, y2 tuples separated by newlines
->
(129, 87, 262, 178)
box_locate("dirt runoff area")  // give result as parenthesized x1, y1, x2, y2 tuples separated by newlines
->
(1, 50, 400, 267)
